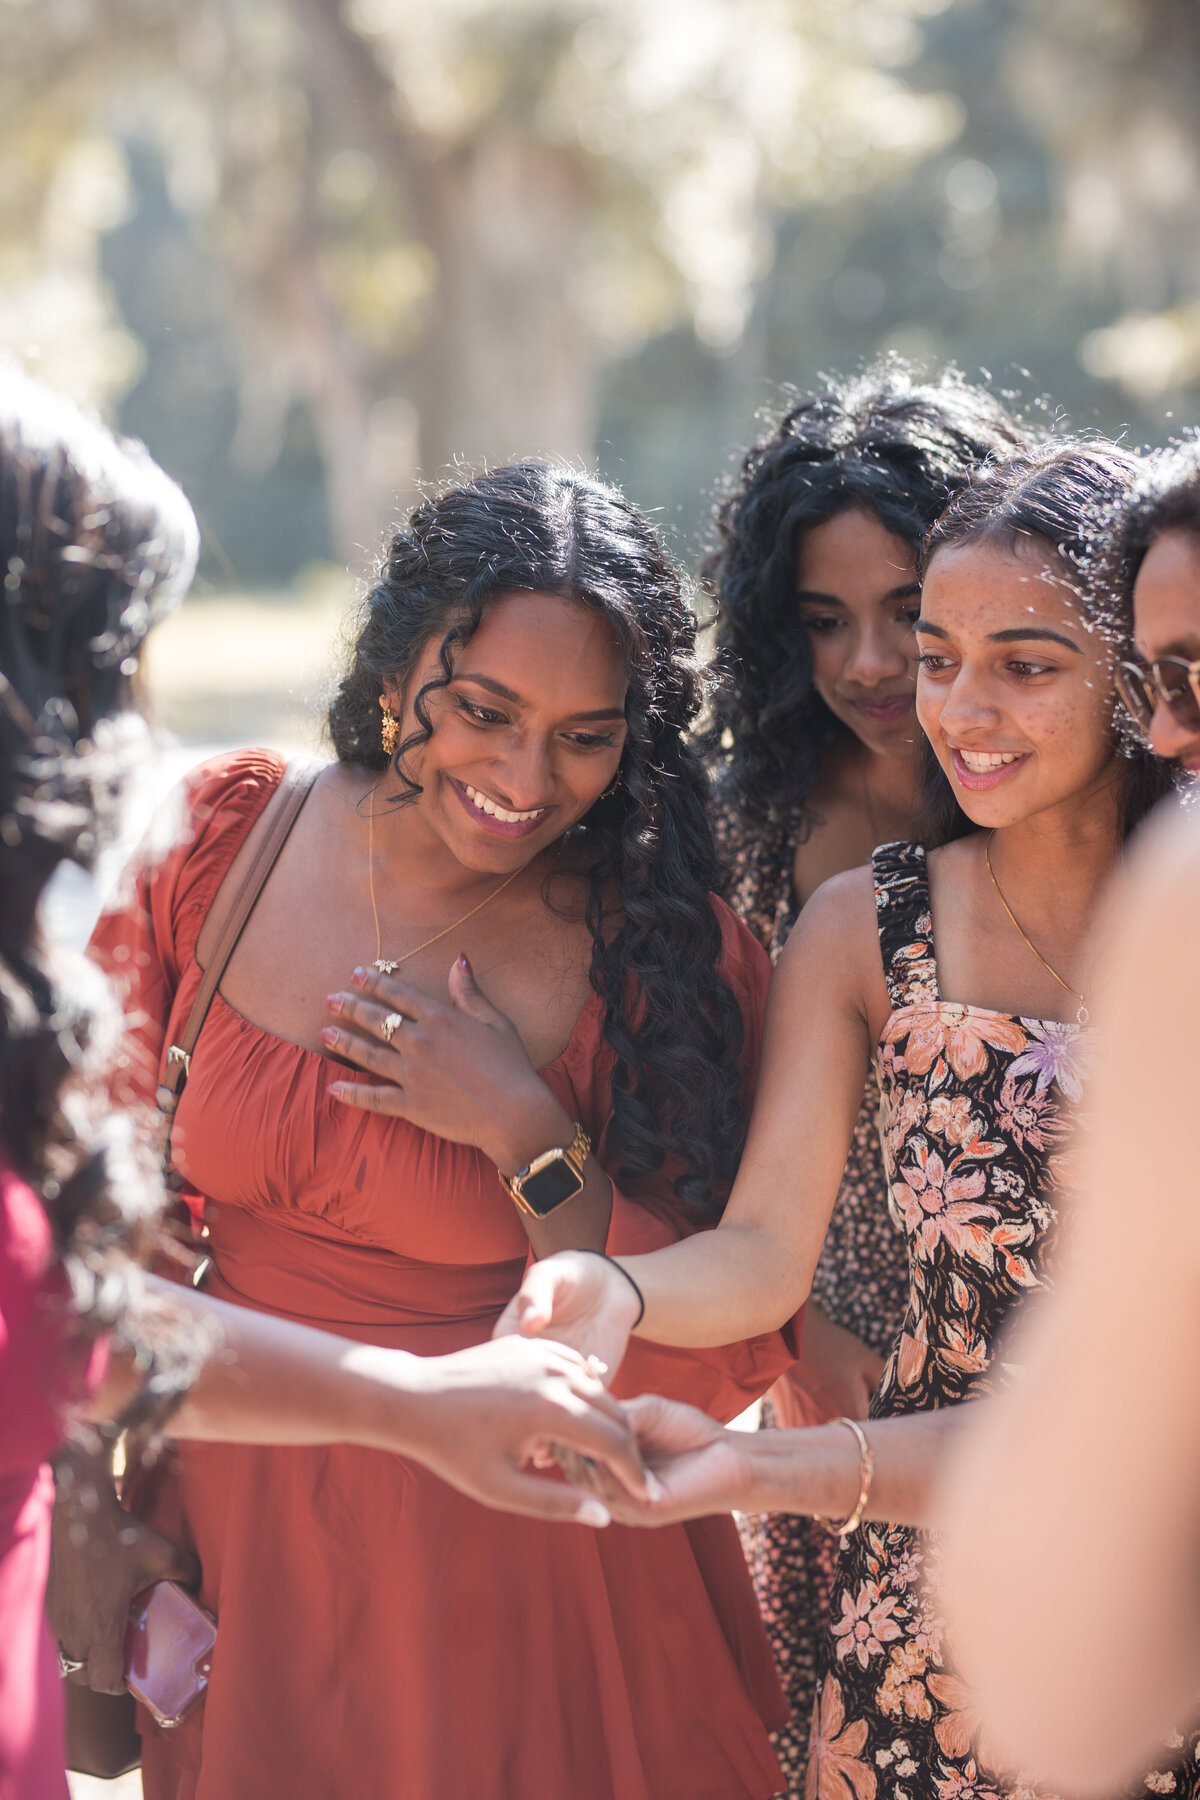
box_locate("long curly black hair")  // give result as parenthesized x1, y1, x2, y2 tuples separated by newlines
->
(0, 365, 197, 1344)
(701, 360, 1033, 830)
(329, 462, 745, 1215)
(917, 439, 1176, 844)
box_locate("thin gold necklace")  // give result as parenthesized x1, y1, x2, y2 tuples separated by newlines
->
(367, 796, 521, 974)
(984, 831, 1089, 1026)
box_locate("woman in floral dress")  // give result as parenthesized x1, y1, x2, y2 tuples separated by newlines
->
(499, 438, 1189, 1794)
(704, 363, 1029, 1789)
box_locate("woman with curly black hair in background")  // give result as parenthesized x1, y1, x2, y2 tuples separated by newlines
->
(55, 460, 798, 1800)
(703, 361, 1031, 1792)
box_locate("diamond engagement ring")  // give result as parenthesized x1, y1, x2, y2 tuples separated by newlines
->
(380, 1012, 406, 1044)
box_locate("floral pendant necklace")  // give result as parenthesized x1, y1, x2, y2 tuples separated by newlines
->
(367, 796, 520, 974)
(984, 831, 1089, 1027)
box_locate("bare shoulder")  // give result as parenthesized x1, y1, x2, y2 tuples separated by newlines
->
(924, 832, 984, 891)
(776, 862, 880, 994)
(195, 757, 345, 966)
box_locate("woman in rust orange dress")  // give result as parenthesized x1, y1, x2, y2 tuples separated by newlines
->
(72, 463, 796, 1800)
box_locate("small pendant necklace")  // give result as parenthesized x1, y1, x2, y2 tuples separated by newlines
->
(367, 796, 521, 974)
(984, 831, 1090, 1027)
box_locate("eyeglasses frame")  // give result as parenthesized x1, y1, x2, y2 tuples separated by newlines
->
(1115, 652, 1200, 735)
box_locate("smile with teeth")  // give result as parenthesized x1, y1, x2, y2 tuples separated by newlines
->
(463, 783, 546, 824)
(956, 750, 1023, 772)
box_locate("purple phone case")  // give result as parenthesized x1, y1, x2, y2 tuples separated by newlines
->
(124, 1581, 217, 1729)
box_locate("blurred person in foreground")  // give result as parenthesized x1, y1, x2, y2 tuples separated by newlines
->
(0, 374, 648, 1800)
(935, 441, 1200, 1793)
(54, 460, 798, 1800)
(702, 361, 1030, 1792)
(501, 440, 1196, 1796)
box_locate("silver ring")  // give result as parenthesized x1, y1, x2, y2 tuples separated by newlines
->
(58, 1650, 86, 1677)
(380, 1011, 406, 1044)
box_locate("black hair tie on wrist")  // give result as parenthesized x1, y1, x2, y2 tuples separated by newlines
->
(574, 1249, 646, 1330)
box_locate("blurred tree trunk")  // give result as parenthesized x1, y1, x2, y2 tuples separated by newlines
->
(292, 0, 593, 498)
(413, 131, 592, 477)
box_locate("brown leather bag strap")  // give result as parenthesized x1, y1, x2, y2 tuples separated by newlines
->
(155, 760, 320, 1119)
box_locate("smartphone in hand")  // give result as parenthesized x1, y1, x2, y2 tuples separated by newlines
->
(124, 1581, 217, 1729)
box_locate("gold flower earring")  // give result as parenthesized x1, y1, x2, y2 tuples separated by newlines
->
(379, 695, 399, 757)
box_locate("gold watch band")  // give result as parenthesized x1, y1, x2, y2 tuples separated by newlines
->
(499, 1121, 592, 1215)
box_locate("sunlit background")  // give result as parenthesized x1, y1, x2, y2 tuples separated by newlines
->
(10, 5, 1194, 1790)
(5, 0, 1199, 754)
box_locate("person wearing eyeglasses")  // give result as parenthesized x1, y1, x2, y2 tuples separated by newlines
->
(1108, 439, 1200, 779)
(929, 440, 1200, 1793)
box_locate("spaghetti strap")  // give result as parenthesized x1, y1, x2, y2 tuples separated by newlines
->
(871, 841, 940, 1011)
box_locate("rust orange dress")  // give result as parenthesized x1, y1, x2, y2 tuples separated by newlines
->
(92, 751, 797, 1800)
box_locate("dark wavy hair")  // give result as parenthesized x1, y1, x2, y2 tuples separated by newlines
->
(0, 365, 197, 1349)
(917, 439, 1175, 844)
(701, 360, 1033, 828)
(1084, 435, 1200, 654)
(330, 463, 747, 1214)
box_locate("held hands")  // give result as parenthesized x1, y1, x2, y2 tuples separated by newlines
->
(323, 958, 568, 1171)
(493, 1249, 643, 1378)
(559, 1395, 758, 1527)
(393, 1335, 653, 1524)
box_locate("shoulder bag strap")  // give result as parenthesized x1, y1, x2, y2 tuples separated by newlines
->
(155, 760, 321, 1120)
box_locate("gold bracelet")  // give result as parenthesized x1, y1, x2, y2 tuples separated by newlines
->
(819, 1416, 875, 1538)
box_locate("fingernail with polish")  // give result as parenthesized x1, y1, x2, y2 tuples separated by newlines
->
(458, 953, 472, 975)
(351, 967, 368, 986)
(319, 1027, 338, 1047)
(326, 994, 342, 1014)
(578, 1500, 610, 1528)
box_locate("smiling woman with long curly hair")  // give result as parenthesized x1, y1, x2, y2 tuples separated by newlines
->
(69, 459, 798, 1800)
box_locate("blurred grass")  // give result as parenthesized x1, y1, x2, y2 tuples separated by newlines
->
(141, 564, 357, 756)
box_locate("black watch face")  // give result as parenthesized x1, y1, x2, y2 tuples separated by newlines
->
(520, 1158, 585, 1217)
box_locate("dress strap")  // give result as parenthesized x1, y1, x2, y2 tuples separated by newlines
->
(871, 841, 941, 1010)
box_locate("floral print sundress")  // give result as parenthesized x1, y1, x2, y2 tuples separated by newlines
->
(711, 786, 910, 1795)
(807, 841, 1200, 1800)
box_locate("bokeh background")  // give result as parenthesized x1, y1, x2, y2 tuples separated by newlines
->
(12, 6, 1194, 1789)
(6, 0, 1200, 754)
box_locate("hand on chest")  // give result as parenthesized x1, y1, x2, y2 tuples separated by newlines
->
(213, 868, 594, 1071)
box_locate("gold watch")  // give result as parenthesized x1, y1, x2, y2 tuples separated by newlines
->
(499, 1122, 592, 1218)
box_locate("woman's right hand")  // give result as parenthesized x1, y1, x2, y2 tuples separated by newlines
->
(492, 1250, 643, 1378)
(393, 1334, 652, 1522)
(48, 1442, 199, 1693)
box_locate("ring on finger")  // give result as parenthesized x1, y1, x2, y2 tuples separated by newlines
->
(58, 1650, 86, 1677)
(379, 1011, 406, 1044)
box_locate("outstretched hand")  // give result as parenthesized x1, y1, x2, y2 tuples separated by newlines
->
(400, 1334, 650, 1525)
(493, 1248, 643, 1377)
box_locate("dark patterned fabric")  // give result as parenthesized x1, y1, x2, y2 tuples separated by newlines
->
(712, 781, 910, 1796)
(808, 842, 1200, 1800)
